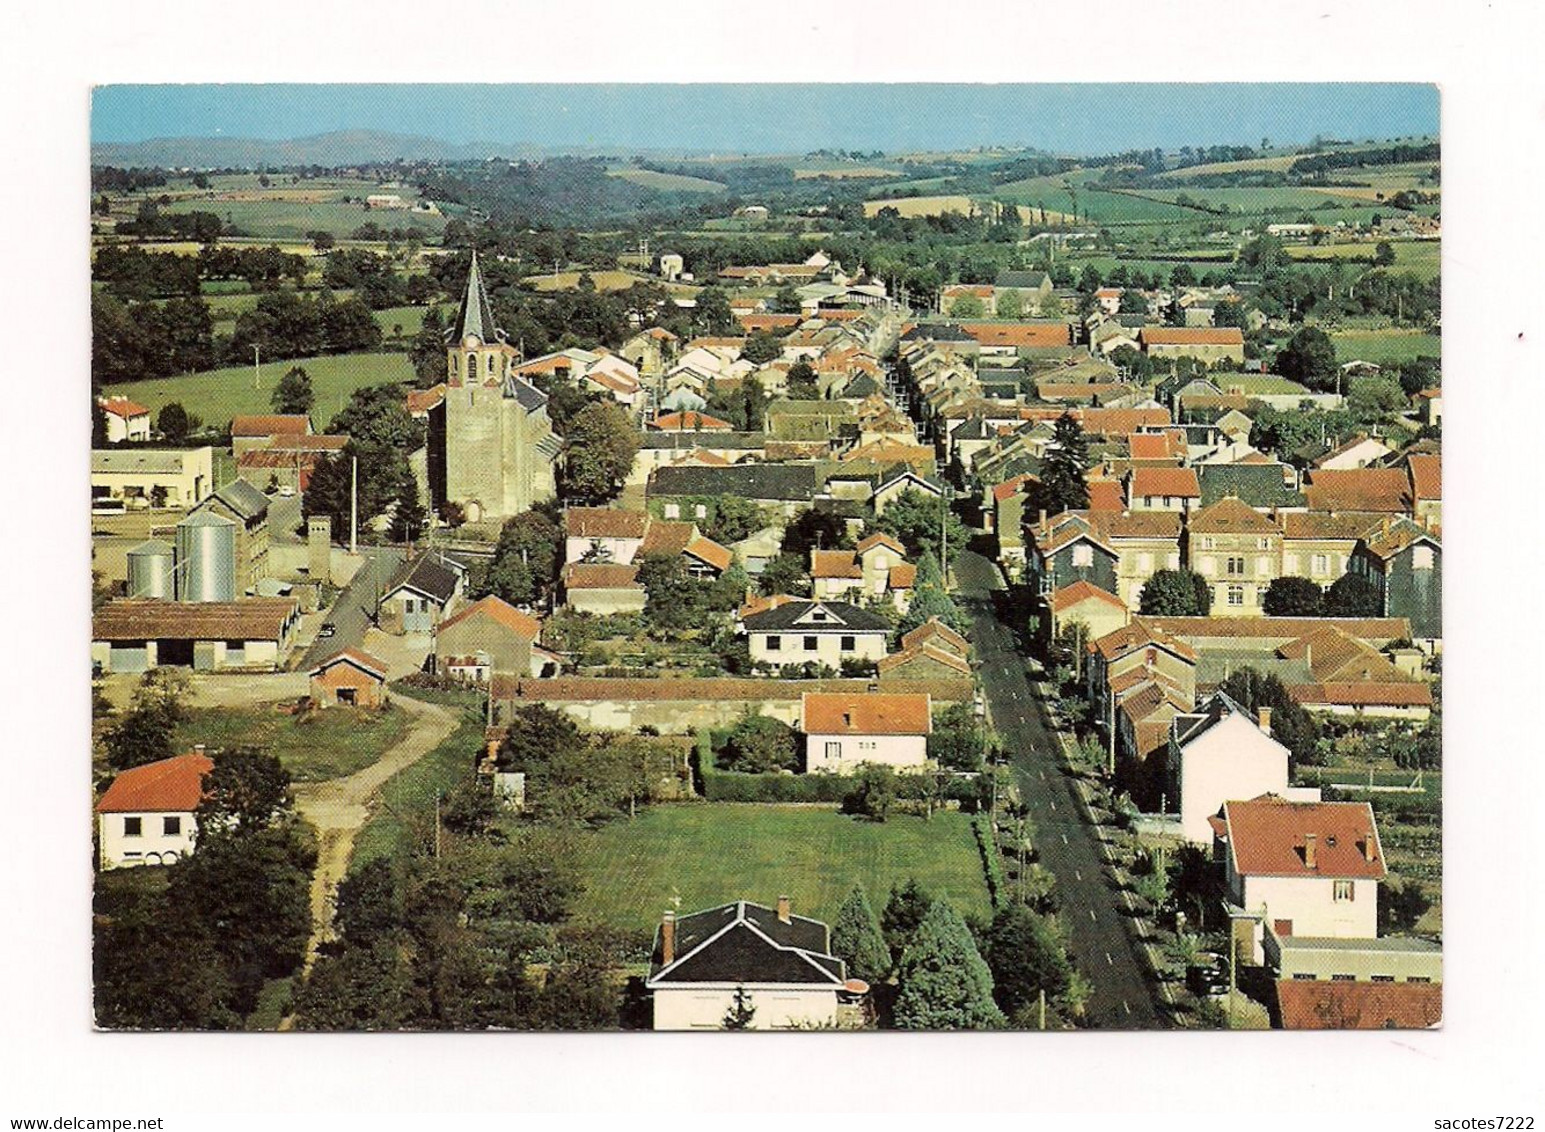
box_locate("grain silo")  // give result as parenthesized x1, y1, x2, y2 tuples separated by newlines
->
(125, 538, 176, 600)
(175, 510, 236, 602)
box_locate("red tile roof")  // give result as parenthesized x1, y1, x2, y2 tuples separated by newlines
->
(1129, 466, 1200, 499)
(1287, 682, 1434, 708)
(736, 313, 802, 332)
(98, 396, 150, 419)
(901, 618, 970, 656)
(1223, 796, 1386, 880)
(1140, 327, 1244, 347)
(1127, 431, 1185, 461)
(650, 411, 733, 431)
(405, 384, 446, 414)
(1303, 468, 1412, 514)
(437, 595, 541, 640)
(811, 549, 861, 579)
(857, 533, 906, 556)
(1188, 495, 1278, 535)
(94, 599, 297, 642)
(877, 642, 971, 677)
(685, 536, 733, 573)
(230, 414, 311, 437)
(889, 563, 918, 589)
(564, 507, 649, 540)
(309, 647, 390, 680)
(802, 692, 932, 736)
(1087, 480, 1125, 512)
(960, 322, 1072, 349)
(561, 563, 642, 590)
(1275, 979, 1441, 1030)
(1090, 618, 1199, 663)
(96, 751, 213, 814)
(1407, 453, 1441, 501)
(1142, 615, 1411, 642)
(992, 474, 1037, 503)
(639, 520, 696, 558)
(1050, 579, 1126, 614)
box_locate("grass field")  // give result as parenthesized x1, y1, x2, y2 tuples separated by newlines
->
(163, 197, 445, 241)
(1286, 240, 1441, 279)
(373, 305, 429, 339)
(607, 168, 726, 193)
(572, 804, 992, 933)
(1329, 330, 1442, 364)
(863, 194, 979, 219)
(175, 703, 413, 783)
(348, 690, 486, 874)
(108, 352, 416, 429)
(794, 166, 900, 180)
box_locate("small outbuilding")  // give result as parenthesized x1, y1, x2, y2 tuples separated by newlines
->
(309, 647, 391, 709)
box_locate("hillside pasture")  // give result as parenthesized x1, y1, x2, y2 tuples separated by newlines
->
(794, 166, 901, 180)
(606, 168, 726, 193)
(1329, 330, 1442, 365)
(864, 194, 980, 219)
(106, 351, 417, 429)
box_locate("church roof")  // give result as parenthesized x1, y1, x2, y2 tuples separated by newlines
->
(450, 251, 502, 345)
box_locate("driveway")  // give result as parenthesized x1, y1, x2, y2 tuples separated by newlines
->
(955, 548, 1167, 1029)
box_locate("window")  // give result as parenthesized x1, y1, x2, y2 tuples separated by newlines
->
(1072, 544, 1094, 568)
(1137, 552, 1153, 573)
(766, 635, 781, 652)
(487, 354, 495, 374)
(1225, 556, 1246, 576)
(1258, 537, 1271, 550)
(1331, 973, 1356, 982)
(1201, 537, 1215, 550)
(1227, 585, 1245, 607)
(803, 636, 818, 652)
(224, 639, 244, 650)
(1371, 974, 1395, 983)
(1162, 496, 1173, 508)
(840, 635, 856, 652)
(1312, 553, 1329, 576)
(1291, 973, 1317, 981)
(694, 503, 707, 520)
(123, 817, 142, 837)
(1407, 976, 1432, 984)
(663, 503, 680, 519)
(1413, 545, 1435, 570)
(810, 610, 829, 622)
(1333, 880, 1355, 902)
(163, 816, 181, 836)
(824, 741, 841, 761)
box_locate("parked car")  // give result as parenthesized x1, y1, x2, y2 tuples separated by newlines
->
(1186, 958, 1229, 998)
(318, 622, 337, 639)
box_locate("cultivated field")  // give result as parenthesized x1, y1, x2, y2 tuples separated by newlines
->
(108, 351, 417, 429)
(794, 166, 901, 180)
(1286, 240, 1441, 279)
(571, 804, 992, 933)
(864, 194, 979, 219)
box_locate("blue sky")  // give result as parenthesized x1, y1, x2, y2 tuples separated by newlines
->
(92, 84, 1438, 154)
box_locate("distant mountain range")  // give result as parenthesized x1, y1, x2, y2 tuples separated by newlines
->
(90, 129, 563, 168)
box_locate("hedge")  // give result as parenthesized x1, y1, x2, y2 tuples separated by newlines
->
(973, 815, 1007, 908)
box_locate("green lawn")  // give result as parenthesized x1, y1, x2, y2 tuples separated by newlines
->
(109, 351, 416, 430)
(573, 804, 991, 933)
(1329, 330, 1442, 365)
(176, 702, 413, 783)
(373, 305, 429, 339)
(164, 196, 446, 241)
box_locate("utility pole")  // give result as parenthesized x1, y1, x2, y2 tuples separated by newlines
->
(1038, 988, 1047, 1031)
(349, 455, 358, 555)
(252, 343, 261, 389)
(433, 791, 442, 860)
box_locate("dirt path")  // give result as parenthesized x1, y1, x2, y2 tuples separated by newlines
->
(290, 694, 460, 971)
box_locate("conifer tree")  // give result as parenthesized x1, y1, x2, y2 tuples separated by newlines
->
(1033, 413, 1090, 516)
(831, 885, 891, 984)
(893, 898, 1006, 1030)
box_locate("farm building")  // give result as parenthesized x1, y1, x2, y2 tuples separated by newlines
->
(95, 750, 214, 870)
(92, 448, 214, 510)
(309, 648, 390, 708)
(92, 598, 300, 673)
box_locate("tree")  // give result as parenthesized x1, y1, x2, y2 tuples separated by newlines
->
(720, 713, 799, 773)
(157, 402, 191, 443)
(981, 902, 1072, 1022)
(994, 288, 1022, 319)
(782, 507, 850, 557)
(197, 747, 292, 835)
(693, 286, 734, 334)
(1118, 289, 1149, 315)
(880, 490, 966, 567)
(1373, 241, 1396, 267)
(334, 857, 401, 948)
(103, 669, 188, 769)
(562, 402, 638, 504)
(1347, 375, 1407, 422)
(408, 307, 449, 388)
(1275, 326, 1338, 392)
(722, 986, 757, 1030)
(756, 552, 809, 597)
(949, 293, 985, 318)
(704, 495, 765, 544)
(1325, 572, 1381, 617)
(881, 879, 933, 963)
(389, 476, 429, 544)
(892, 899, 1005, 1030)
(741, 330, 781, 365)
(785, 360, 819, 400)
(1138, 569, 1212, 616)
(1030, 414, 1089, 516)
(1379, 878, 1433, 934)
(636, 552, 705, 631)
(831, 885, 890, 984)
(1263, 576, 1325, 617)
(1217, 667, 1322, 770)
(772, 285, 802, 315)
(842, 763, 898, 822)
(930, 702, 987, 772)
(272, 365, 314, 416)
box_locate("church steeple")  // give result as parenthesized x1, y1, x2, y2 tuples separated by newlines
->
(451, 250, 501, 344)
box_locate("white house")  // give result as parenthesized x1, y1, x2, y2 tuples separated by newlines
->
(1166, 693, 1296, 844)
(563, 507, 650, 565)
(646, 898, 859, 1030)
(95, 749, 213, 869)
(98, 396, 152, 442)
(1314, 435, 1394, 471)
(801, 692, 932, 774)
(742, 600, 891, 669)
(1216, 796, 1386, 964)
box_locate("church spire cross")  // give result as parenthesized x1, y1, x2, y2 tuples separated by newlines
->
(452, 249, 501, 345)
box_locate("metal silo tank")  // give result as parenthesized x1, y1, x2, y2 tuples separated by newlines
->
(125, 538, 176, 600)
(175, 510, 237, 602)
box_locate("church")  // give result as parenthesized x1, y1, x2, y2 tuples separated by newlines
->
(429, 252, 561, 524)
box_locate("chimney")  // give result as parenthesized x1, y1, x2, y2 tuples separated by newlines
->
(1364, 833, 1376, 864)
(1303, 833, 1318, 870)
(1257, 707, 1272, 736)
(777, 895, 792, 924)
(1039, 509, 1047, 528)
(192, 743, 206, 755)
(661, 911, 676, 965)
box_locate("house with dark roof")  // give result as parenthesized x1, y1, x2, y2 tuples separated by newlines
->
(742, 600, 891, 670)
(96, 750, 213, 870)
(1348, 517, 1442, 644)
(647, 898, 860, 1030)
(379, 553, 465, 634)
(1195, 464, 1305, 510)
(647, 463, 823, 517)
(1165, 692, 1293, 844)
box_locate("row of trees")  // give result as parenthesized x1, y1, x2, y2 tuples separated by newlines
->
(1135, 569, 1382, 619)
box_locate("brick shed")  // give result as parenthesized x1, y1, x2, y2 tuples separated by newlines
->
(309, 648, 390, 709)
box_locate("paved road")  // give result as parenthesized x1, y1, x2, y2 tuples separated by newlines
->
(955, 548, 1166, 1029)
(299, 548, 404, 669)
